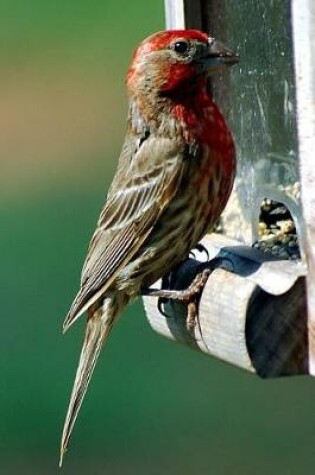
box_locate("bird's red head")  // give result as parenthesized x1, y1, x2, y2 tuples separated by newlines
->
(126, 30, 238, 97)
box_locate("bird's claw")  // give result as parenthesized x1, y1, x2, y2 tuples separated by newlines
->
(143, 268, 212, 331)
(189, 242, 210, 261)
(157, 297, 171, 318)
(143, 256, 234, 329)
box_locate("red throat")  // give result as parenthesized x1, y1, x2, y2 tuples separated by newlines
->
(160, 63, 204, 94)
(170, 88, 235, 177)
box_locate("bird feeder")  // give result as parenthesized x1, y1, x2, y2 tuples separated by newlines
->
(143, 0, 315, 377)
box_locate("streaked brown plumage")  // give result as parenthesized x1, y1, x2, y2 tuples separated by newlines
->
(60, 30, 238, 465)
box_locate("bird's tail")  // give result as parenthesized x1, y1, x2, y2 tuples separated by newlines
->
(59, 296, 120, 467)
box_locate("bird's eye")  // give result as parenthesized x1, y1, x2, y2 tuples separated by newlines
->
(173, 40, 189, 54)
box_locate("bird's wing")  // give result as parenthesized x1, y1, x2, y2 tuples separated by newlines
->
(63, 134, 186, 331)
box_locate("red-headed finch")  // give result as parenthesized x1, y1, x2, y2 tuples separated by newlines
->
(60, 30, 238, 465)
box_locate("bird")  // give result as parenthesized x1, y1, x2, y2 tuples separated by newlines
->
(60, 29, 239, 465)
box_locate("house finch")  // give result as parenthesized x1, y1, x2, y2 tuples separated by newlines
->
(60, 29, 238, 464)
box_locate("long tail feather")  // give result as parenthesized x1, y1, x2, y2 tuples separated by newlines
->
(59, 297, 118, 467)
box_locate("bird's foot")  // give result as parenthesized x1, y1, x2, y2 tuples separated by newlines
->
(142, 268, 211, 331)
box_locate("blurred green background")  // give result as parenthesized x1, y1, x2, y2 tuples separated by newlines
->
(1, 1, 315, 474)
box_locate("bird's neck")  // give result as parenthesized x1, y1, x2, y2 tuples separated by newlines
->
(128, 85, 223, 143)
(128, 86, 235, 178)
(128, 84, 213, 136)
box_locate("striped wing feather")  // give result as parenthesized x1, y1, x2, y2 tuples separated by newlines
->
(63, 135, 185, 331)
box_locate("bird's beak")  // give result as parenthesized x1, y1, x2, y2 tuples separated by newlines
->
(201, 37, 239, 73)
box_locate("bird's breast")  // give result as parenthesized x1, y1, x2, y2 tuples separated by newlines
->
(190, 136, 234, 227)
